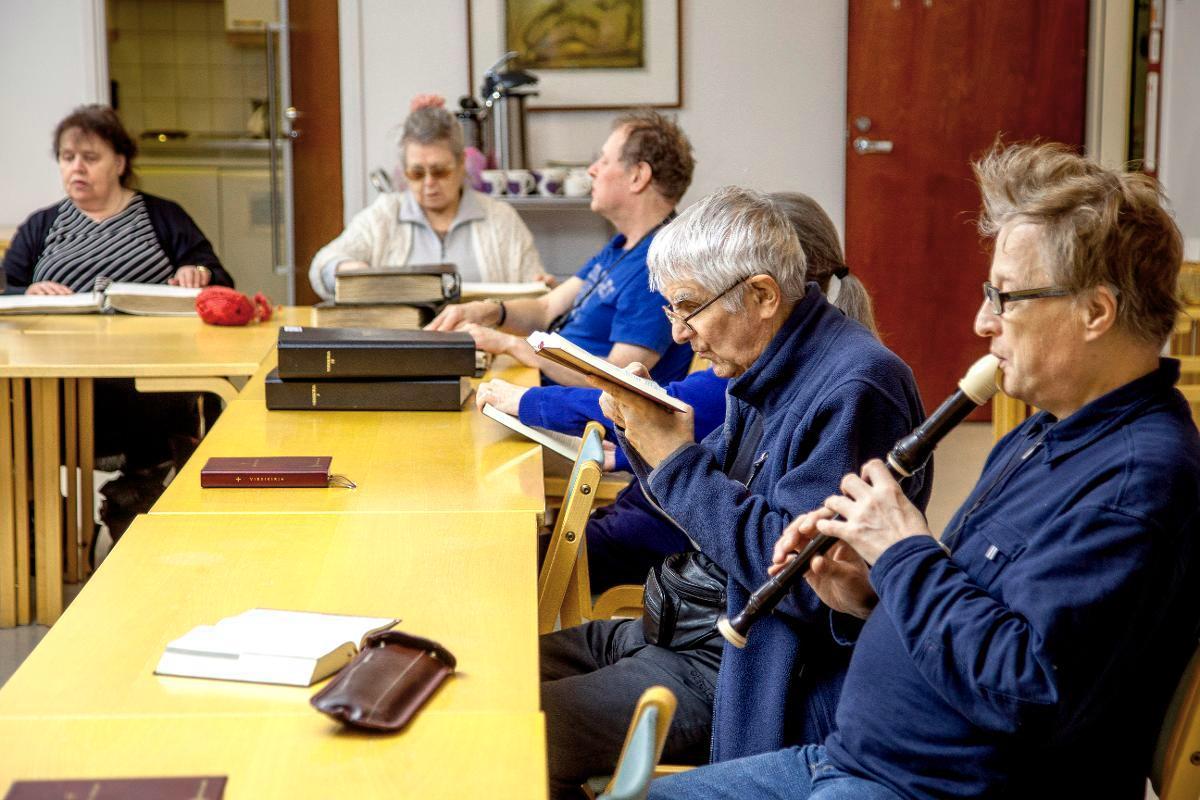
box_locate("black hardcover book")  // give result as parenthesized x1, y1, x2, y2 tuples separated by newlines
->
(265, 369, 474, 411)
(276, 326, 476, 379)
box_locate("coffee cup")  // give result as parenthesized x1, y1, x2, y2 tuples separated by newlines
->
(537, 167, 567, 196)
(563, 168, 592, 197)
(506, 169, 536, 196)
(480, 169, 507, 196)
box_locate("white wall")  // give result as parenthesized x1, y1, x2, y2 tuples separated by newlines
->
(0, 1, 107, 227)
(339, 0, 848, 236)
(1160, 0, 1200, 259)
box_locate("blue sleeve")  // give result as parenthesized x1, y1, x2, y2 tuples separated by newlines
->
(518, 368, 728, 474)
(644, 381, 922, 622)
(519, 385, 615, 442)
(869, 506, 1170, 735)
(608, 274, 675, 354)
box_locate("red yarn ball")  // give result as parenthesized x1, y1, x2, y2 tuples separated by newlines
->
(196, 286, 273, 326)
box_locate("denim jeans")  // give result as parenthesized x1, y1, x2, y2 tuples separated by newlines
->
(646, 745, 904, 800)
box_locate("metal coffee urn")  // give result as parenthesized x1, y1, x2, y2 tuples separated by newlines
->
(479, 51, 539, 169)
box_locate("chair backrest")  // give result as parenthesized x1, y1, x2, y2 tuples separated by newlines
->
(1150, 641, 1200, 800)
(537, 421, 606, 634)
(598, 685, 678, 800)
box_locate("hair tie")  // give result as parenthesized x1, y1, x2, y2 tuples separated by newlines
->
(834, 265, 850, 280)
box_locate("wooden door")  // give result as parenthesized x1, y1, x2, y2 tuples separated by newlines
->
(845, 0, 1088, 415)
(288, 0, 343, 306)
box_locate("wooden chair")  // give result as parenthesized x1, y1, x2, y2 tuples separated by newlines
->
(1150, 641, 1200, 800)
(561, 539, 645, 629)
(590, 686, 678, 800)
(538, 422, 606, 634)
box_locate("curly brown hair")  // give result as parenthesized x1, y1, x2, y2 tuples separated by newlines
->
(53, 104, 138, 188)
(613, 108, 695, 203)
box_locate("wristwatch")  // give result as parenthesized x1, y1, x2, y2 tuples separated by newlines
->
(486, 298, 507, 327)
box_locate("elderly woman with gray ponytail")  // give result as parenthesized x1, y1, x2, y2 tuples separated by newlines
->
(308, 96, 543, 300)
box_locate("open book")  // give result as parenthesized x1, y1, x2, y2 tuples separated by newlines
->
(154, 609, 398, 686)
(526, 331, 689, 413)
(460, 281, 550, 301)
(0, 282, 201, 316)
(481, 403, 582, 461)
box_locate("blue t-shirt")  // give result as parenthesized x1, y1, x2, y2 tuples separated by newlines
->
(555, 231, 691, 384)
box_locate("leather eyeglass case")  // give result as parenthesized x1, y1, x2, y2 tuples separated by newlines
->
(310, 630, 456, 731)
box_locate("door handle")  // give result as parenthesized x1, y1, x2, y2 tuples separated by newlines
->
(853, 137, 894, 155)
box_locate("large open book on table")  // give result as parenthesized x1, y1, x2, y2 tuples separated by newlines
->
(526, 331, 689, 413)
(481, 403, 582, 461)
(154, 609, 398, 686)
(0, 282, 201, 316)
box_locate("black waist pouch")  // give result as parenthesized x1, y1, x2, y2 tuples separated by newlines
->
(642, 550, 727, 650)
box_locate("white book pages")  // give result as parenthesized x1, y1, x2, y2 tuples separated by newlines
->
(155, 609, 398, 685)
(526, 331, 689, 413)
(104, 282, 203, 298)
(0, 294, 102, 314)
(481, 403, 582, 461)
(460, 281, 550, 300)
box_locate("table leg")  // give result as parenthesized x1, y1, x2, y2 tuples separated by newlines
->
(31, 379, 63, 625)
(63, 379, 79, 584)
(78, 379, 95, 580)
(13, 379, 30, 625)
(0, 380, 15, 627)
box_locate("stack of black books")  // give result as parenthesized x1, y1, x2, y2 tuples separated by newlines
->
(267, 327, 477, 411)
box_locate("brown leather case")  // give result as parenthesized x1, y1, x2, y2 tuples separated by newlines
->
(200, 456, 332, 488)
(310, 630, 456, 731)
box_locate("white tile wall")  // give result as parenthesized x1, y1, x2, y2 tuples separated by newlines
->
(108, 0, 267, 137)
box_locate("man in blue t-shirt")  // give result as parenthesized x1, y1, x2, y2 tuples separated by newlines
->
(427, 109, 694, 386)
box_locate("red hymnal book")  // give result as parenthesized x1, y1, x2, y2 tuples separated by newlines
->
(4, 775, 226, 799)
(200, 456, 334, 488)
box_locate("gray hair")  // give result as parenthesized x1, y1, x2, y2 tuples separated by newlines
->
(974, 141, 1182, 345)
(648, 186, 808, 312)
(399, 106, 464, 166)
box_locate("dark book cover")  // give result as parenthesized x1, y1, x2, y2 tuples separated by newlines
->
(276, 327, 476, 380)
(200, 456, 332, 488)
(4, 775, 226, 799)
(265, 370, 473, 412)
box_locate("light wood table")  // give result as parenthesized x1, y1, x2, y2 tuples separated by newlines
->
(0, 512, 541, 718)
(0, 712, 547, 799)
(0, 309, 309, 626)
(153, 354, 547, 517)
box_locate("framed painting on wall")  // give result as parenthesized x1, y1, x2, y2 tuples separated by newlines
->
(467, 0, 683, 111)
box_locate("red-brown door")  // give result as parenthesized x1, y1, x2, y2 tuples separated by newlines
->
(845, 0, 1088, 415)
(288, 0, 343, 306)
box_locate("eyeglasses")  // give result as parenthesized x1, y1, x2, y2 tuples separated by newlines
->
(404, 164, 456, 182)
(982, 281, 1072, 315)
(663, 274, 756, 333)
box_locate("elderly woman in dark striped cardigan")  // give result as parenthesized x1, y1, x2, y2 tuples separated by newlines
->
(2, 104, 233, 295)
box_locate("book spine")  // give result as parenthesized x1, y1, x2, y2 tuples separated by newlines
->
(200, 470, 330, 488)
(266, 378, 469, 411)
(276, 344, 476, 379)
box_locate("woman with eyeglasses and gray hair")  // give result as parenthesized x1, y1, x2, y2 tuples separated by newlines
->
(308, 95, 544, 300)
(538, 186, 928, 799)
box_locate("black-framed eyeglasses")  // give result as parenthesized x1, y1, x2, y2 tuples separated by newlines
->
(663, 274, 756, 333)
(982, 281, 1072, 315)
